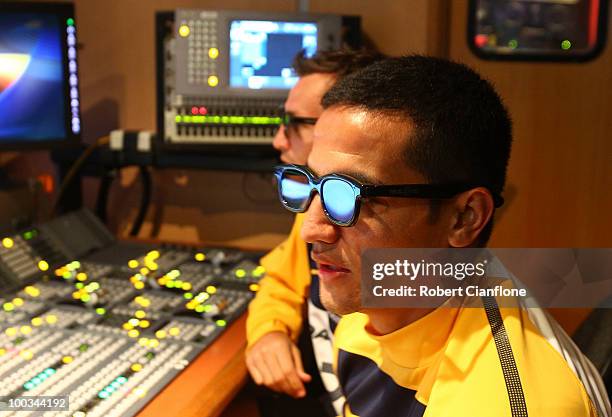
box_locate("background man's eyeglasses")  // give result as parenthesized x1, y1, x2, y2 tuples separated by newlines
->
(274, 164, 504, 227)
(279, 110, 317, 139)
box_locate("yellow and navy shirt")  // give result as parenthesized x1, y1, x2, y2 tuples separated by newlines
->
(246, 216, 608, 417)
(335, 301, 601, 417)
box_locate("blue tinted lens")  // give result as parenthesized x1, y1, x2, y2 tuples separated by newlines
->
(322, 179, 356, 224)
(280, 173, 311, 211)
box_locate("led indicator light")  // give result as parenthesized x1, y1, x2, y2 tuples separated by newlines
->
(474, 34, 488, 48)
(207, 75, 219, 87)
(253, 265, 266, 276)
(25, 286, 40, 297)
(178, 25, 190, 37)
(38, 260, 49, 271)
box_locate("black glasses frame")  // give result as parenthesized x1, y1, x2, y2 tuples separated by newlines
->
(280, 112, 318, 127)
(274, 164, 503, 227)
(278, 107, 318, 139)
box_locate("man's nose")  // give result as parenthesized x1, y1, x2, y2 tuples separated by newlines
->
(301, 195, 340, 245)
(272, 126, 289, 152)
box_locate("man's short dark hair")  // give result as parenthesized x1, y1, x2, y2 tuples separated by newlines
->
(293, 49, 387, 79)
(321, 55, 512, 245)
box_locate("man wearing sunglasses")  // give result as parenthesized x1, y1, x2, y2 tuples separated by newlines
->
(274, 56, 609, 416)
(246, 49, 385, 417)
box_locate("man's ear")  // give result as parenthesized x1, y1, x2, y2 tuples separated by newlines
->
(448, 188, 495, 247)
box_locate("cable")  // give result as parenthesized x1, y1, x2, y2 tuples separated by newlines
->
(129, 166, 152, 236)
(51, 136, 110, 216)
(95, 171, 114, 223)
(93, 166, 151, 236)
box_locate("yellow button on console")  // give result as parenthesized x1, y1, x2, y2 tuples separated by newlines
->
(178, 25, 190, 37)
(207, 75, 219, 87)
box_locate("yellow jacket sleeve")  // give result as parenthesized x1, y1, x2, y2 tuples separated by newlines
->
(246, 214, 312, 349)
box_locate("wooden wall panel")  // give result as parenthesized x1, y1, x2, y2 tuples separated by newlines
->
(448, 0, 612, 247)
(310, 0, 429, 55)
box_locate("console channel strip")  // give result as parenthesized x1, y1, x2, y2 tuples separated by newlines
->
(0, 209, 266, 417)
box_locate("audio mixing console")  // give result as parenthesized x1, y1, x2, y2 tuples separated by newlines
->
(0, 210, 265, 417)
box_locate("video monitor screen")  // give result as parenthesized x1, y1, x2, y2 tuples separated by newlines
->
(229, 20, 317, 90)
(0, 5, 80, 149)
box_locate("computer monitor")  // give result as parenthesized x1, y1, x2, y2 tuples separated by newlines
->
(228, 19, 318, 90)
(0, 2, 81, 150)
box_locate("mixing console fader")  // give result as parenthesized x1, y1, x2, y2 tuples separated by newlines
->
(0, 210, 265, 417)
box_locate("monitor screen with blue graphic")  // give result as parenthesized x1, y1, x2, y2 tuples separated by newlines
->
(0, 3, 80, 150)
(229, 20, 317, 90)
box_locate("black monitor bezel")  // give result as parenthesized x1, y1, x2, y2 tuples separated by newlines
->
(0, 2, 82, 151)
(467, 0, 609, 62)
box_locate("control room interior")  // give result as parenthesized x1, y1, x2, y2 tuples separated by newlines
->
(0, 1, 610, 417)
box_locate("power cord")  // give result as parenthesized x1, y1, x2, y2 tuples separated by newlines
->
(51, 135, 110, 216)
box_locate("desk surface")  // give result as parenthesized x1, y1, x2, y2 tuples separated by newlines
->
(136, 314, 248, 417)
